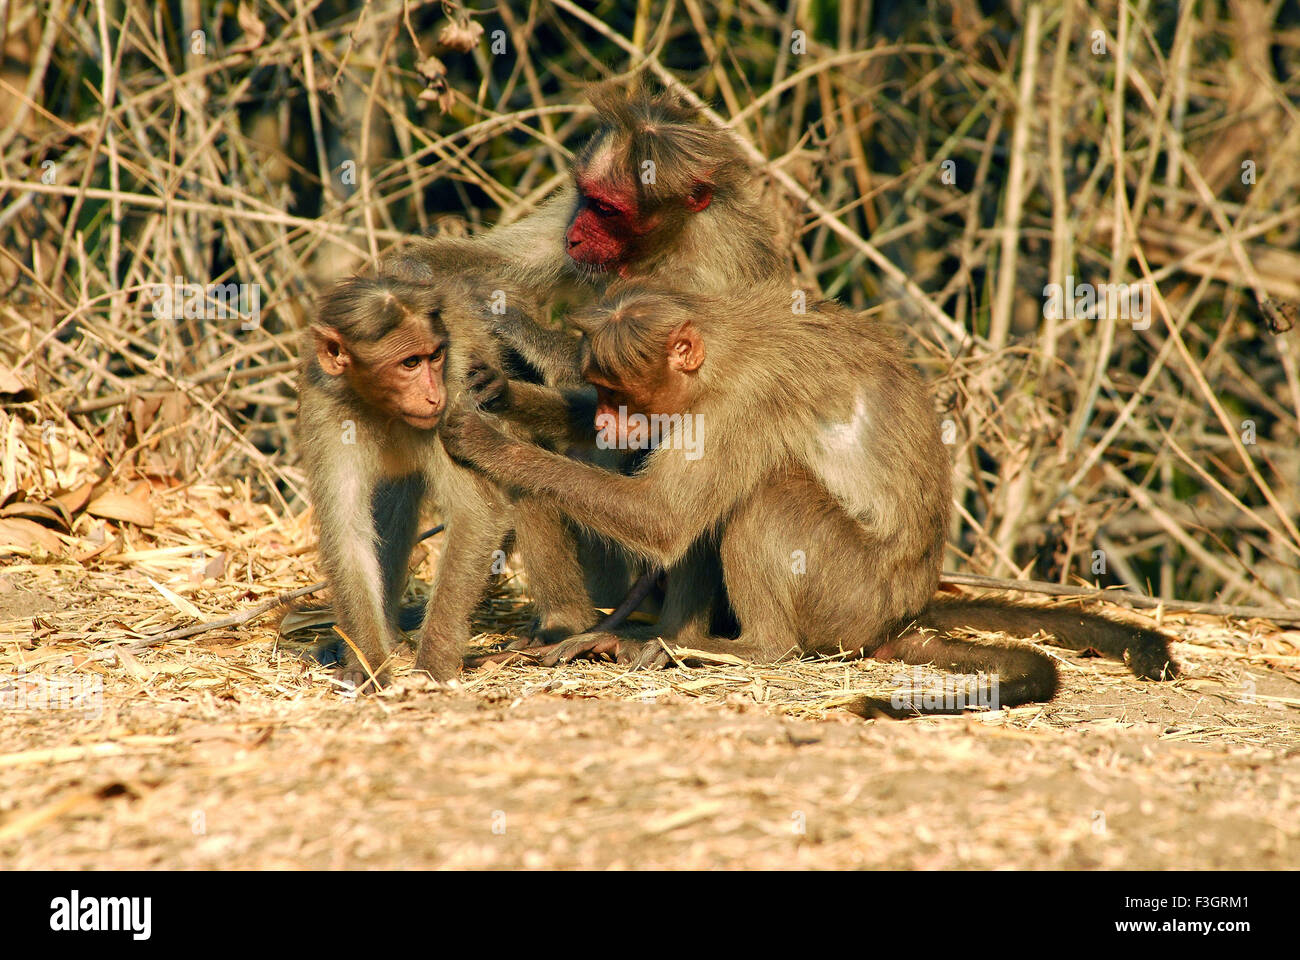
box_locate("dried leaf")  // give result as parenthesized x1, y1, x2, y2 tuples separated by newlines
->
(418, 88, 457, 114)
(0, 366, 30, 396)
(229, 0, 267, 54)
(52, 481, 95, 515)
(146, 577, 203, 620)
(279, 607, 336, 637)
(74, 534, 120, 564)
(0, 500, 69, 532)
(156, 391, 191, 428)
(129, 393, 164, 438)
(201, 552, 227, 581)
(438, 19, 483, 52)
(86, 490, 155, 527)
(415, 56, 447, 81)
(668, 646, 749, 666)
(0, 517, 63, 553)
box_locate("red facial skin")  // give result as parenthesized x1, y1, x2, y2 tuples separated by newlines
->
(565, 178, 643, 269)
(565, 177, 713, 274)
(586, 323, 705, 445)
(315, 322, 448, 430)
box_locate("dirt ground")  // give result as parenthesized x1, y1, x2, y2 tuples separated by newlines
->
(1, 551, 1297, 871)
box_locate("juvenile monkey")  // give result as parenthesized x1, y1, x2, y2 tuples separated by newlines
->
(443, 285, 1179, 715)
(297, 275, 537, 689)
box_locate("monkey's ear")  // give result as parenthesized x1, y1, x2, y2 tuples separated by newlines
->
(667, 323, 705, 373)
(312, 325, 351, 376)
(684, 183, 713, 212)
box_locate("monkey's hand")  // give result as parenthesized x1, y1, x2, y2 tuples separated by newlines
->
(465, 356, 511, 412)
(440, 403, 514, 470)
(538, 632, 673, 670)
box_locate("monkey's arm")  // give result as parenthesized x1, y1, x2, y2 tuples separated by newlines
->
(463, 368, 597, 450)
(380, 186, 574, 297)
(442, 406, 760, 568)
(498, 382, 597, 449)
(491, 310, 585, 387)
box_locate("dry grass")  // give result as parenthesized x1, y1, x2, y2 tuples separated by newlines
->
(0, 1, 1298, 867)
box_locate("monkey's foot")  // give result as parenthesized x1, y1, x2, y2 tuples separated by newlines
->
(338, 662, 391, 695)
(539, 633, 672, 669)
(413, 642, 463, 683)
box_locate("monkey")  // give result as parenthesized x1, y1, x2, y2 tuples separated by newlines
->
(384, 81, 785, 313)
(348, 80, 789, 654)
(440, 283, 1179, 716)
(296, 273, 564, 690)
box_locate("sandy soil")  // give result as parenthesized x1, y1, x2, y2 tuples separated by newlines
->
(1, 566, 1296, 870)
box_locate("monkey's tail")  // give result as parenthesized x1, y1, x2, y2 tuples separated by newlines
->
(848, 627, 1059, 719)
(920, 597, 1180, 681)
(847, 597, 1179, 719)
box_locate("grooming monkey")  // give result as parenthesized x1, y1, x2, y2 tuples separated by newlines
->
(441, 284, 1179, 715)
(384, 81, 785, 315)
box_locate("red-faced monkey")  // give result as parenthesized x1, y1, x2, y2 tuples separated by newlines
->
(442, 284, 1179, 716)
(385, 81, 785, 313)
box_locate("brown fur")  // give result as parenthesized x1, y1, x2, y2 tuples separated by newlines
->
(442, 284, 1179, 714)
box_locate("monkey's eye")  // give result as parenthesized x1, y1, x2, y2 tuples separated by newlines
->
(590, 199, 619, 218)
(401, 355, 422, 369)
(431, 345, 446, 361)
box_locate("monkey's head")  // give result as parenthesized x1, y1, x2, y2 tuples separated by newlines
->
(313, 277, 450, 430)
(565, 84, 750, 275)
(576, 288, 706, 444)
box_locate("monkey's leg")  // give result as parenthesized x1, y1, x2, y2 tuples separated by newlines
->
(724, 471, 1060, 713)
(301, 475, 425, 679)
(711, 475, 816, 664)
(579, 530, 647, 613)
(591, 563, 661, 630)
(617, 546, 723, 668)
(538, 540, 721, 668)
(414, 473, 513, 681)
(507, 504, 659, 650)
(343, 475, 428, 690)
(728, 476, 1063, 713)
(511, 499, 605, 645)
(574, 470, 916, 667)
(494, 393, 651, 648)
